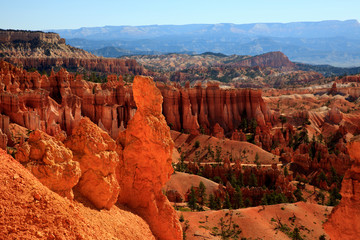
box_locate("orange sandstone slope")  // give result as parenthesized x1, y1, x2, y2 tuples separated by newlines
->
(0, 148, 155, 240)
(181, 202, 331, 240)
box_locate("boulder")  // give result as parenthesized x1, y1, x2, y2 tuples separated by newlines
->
(15, 130, 81, 199)
(65, 117, 120, 209)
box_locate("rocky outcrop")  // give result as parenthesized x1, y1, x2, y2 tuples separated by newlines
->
(118, 76, 182, 240)
(232, 51, 296, 69)
(0, 129, 6, 149)
(0, 60, 135, 139)
(212, 123, 225, 139)
(328, 82, 338, 95)
(0, 30, 64, 44)
(4, 57, 146, 75)
(327, 107, 343, 124)
(0, 148, 156, 240)
(14, 130, 81, 199)
(65, 117, 120, 210)
(158, 81, 274, 136)
(0, 30, 94, 58)
(324, 136, 360, 239)
(0, 60, 273, 145)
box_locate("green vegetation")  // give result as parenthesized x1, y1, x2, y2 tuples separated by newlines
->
(187, 187, 198, 211)
(211, 212, 242, 240)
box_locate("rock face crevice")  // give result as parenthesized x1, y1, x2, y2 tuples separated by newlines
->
(324, 136, 360, 239)
(118, 76, 182, 240)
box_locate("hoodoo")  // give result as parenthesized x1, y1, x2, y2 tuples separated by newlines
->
(117, 76, 182, 240)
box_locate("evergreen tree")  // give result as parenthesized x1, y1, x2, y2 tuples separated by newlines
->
(328, 187, 342, 206)
(317, 170, 328, 185)
(208, 194, 217, 210)
(244, 198, 252, 207)
(249, 172, 258, 187)
(198, 181, 207, 207)
(233, 186, 244, 209)
(223, 192, 232, 209)
(237, 172, 244, 187)
(293, 188, 304, 202)
(188, 187, 198, 211)
(292, 227, 303, 240)
(215, 195, 222, 210)
(260, 194, 268, 205)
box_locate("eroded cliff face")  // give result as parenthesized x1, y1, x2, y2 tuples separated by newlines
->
(0, 60, 136, 139)
(0, 30, 94, 58)
(0, 60, 273, 143)
(118, 76, 182, 240)
(158, 81, 274, 136)
(7, 73, 182, 239)
(3, 57, 146, 75)
(324, 136, 360, 239)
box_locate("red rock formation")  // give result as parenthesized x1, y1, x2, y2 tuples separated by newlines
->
(0, 30, 64, 44)
(0, 128, 6, 149)
(117, 76, 182, 240)
(231, 129, 247, 141)
(1, 61, 274, 149)
(4, 57, 146, 75)
(65, 117, 120, 210)
(212, 123, 225, 139)
(338, 74, 360, 83)
(328, 82, 338, 95)
(327, 107, 343, 124)
(324, 136, 360, 239)
(14, 130, 81, 199)
(231, 51, 296, 69)
(158, 81, 273, 136)
(0, 60, 135, 139)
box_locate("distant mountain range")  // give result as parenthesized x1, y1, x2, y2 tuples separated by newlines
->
(52, 20, 360, 67)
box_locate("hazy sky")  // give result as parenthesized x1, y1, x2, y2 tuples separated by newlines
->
(1, 0, 360, 30)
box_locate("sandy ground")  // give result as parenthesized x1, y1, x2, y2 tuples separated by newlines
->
(180, 202, 332, 240)
(171, 131, 280, 164)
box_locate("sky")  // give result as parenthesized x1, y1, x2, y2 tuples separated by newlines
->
(1, 0, 360, 30)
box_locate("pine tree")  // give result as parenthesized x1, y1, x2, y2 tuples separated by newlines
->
(249, 172, 258, 187)
(237, 171, 244, 187)
(223, 192, 232, 209)
(208, 194, 216, 210)
(244, 198, 252, 207)
(233, 186, 244, 209)
(198, 181, 207, 207)
(260, 194, 268, 205)
(187, 187, 198, 211)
